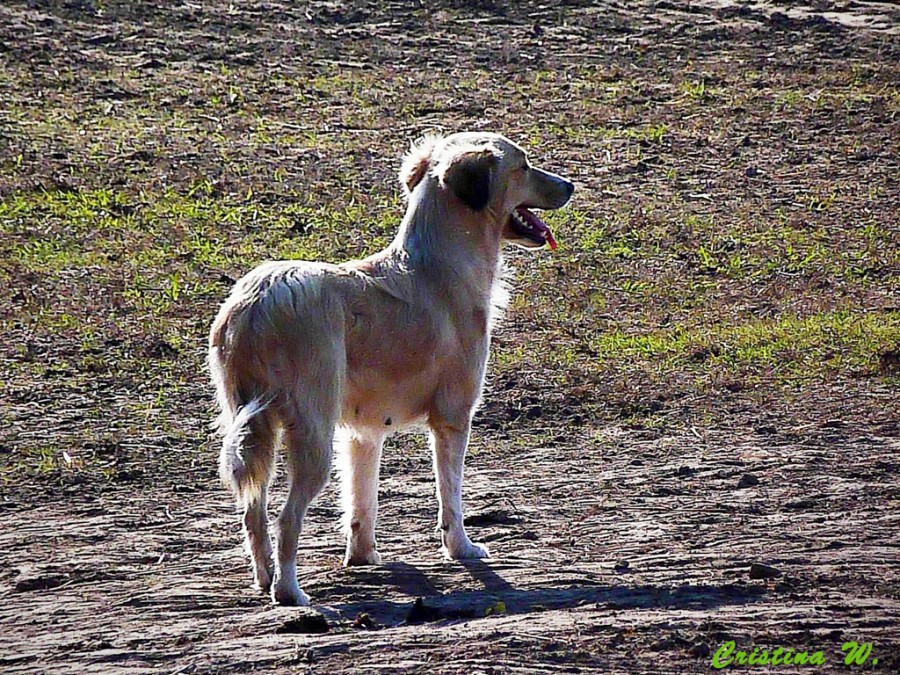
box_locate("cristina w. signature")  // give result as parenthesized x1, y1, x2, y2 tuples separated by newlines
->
(712, 641, 879, 668)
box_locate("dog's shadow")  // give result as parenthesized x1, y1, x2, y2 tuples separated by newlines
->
(315, 559, 765, 627)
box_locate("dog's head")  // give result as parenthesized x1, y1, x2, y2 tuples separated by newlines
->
(400, 132, 574, 250)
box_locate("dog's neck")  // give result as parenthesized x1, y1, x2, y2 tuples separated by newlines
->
(389, 181, 504, 305)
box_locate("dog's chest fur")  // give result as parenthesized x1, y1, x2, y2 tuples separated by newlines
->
(339, 259, 507, 433)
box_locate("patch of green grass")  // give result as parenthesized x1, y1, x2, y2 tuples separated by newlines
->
(566, 204, 897, 284)
(9, 238, 103, 270)
(679, 80, 710, 101)
(0, 445, 85, 484)
(776, 89, 805, 110)
(626, 123, 668, 144)
(590, 310, 900, 380)
(2, 185, 404, 272)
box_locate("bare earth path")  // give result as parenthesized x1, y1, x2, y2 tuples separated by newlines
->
(1, 1, 898, 673)
(3, 410, 899, 673)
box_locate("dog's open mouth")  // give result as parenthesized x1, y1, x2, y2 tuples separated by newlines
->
(508, 206, 557, 250)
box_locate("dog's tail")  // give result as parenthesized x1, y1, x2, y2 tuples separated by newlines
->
(209, 305, 275, 506)
(217, 396, 273, 505)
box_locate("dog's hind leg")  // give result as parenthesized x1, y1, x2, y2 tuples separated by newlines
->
(271, 419, 334, 606)
(219, 404, 277, 594)
(340, 430, 385, 566)
(243, 489, 274, 592)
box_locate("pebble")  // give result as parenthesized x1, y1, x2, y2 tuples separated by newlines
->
(275, 611, 330, 634)
(691, 643, 711, 658)
(749, 562, 782, 579)
(737, 473, 760, 488)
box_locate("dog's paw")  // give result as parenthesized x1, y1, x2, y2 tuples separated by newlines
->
(344, 548, 382, 567)
(443, 540, 490, 560)
(253, 567, 273, 594)
(271, 578, 311, 607)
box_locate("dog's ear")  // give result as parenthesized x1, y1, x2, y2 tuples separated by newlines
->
(399, 134, 442, 197)
(438, 146, 498, 212)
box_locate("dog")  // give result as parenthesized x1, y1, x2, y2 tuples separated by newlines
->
(208, 132, 574, 605)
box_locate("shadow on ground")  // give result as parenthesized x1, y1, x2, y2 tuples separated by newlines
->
(318, 560, 767, 627)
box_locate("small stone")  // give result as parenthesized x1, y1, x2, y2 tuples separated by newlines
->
(737, 473, 760, 488)
(353, 612, 378, 630)
(749, 562, 782, 579)
(691, 643, 711, 658)
(275, 611, 329, 634)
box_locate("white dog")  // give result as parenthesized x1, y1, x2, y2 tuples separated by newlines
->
(209, 132, 574, 605)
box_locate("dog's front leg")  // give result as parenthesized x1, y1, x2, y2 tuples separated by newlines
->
(430, 423, 489, 560)
(341, 431, 384, 566)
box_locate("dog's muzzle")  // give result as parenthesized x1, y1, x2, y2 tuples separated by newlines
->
(506, 169, 575, 250)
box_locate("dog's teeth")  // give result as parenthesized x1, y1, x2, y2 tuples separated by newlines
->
(512, 211, 532, 230)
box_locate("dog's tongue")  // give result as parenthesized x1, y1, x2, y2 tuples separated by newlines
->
(516, 206, 558, 250)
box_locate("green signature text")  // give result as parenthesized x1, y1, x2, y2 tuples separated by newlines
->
(712, 641, 879, 668)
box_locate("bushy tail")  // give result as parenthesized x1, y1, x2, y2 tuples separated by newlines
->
(209, 293, 276, 505)
(217, 396, 274, 505)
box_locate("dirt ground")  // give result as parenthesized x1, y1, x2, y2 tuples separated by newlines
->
(1, 1, 899, 673)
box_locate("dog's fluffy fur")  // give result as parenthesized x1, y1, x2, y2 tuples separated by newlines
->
(209, 132, 574, 605)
